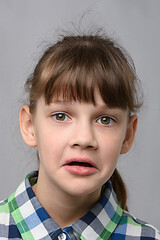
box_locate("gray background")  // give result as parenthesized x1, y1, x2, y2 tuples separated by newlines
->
(0, 0, 160, 229)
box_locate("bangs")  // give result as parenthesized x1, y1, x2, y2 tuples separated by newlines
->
(28, 35, 141, 113)
(43, 41, 137, 110)
(44, 60, 96, 105)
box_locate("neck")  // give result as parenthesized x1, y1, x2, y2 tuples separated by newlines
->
(32, 173, 101, 229)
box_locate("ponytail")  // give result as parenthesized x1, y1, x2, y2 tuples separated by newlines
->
(110, 169, 128, 211)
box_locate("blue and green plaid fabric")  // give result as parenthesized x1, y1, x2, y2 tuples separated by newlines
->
(0, 171, 159, 239)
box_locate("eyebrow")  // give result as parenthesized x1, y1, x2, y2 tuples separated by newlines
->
(50, 100, 74, 105)
(48, 99, 125, 117)
(50, 100, 120, 111)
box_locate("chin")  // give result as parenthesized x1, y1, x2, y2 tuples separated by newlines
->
(64, 183, 101, 198)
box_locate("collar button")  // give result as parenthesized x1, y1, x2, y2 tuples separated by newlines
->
(58, 232, 67, 240)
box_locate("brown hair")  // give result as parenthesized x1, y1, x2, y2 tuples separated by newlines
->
(25, 31, 142, 211)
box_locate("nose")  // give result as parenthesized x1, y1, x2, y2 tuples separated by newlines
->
(69, 120, 98, 150)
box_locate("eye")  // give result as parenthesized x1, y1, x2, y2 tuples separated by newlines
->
(52, 113, 70, 122)
(97, 116, 115, 126)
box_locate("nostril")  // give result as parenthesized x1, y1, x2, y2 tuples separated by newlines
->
(71, 143, 97, 149)
(69, 135, 98, 149)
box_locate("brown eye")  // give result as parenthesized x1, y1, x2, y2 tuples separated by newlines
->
(53, 113, 69, 122)
(97, 116, 114, 126)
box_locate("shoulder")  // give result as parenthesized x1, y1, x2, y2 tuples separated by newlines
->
(0, 198, 10, 223)
(0, 197, 22, 239)
(114, 210, 160, 239)
(0, 198, 11, 238)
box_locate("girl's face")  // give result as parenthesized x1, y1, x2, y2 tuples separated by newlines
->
(20, 91, 137, 197)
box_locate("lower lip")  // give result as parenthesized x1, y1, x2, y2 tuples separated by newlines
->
(63, 165, 97, 175)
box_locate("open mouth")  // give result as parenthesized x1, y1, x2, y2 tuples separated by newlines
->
(67, 161, 93, 167)
(63, 159, 97, 175)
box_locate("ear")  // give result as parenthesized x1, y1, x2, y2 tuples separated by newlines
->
(120, 115, 138, 154)
(19, 105, 37, 147)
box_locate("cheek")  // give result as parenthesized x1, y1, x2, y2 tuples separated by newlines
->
(100, 133, 125, 165)
(98, 136, 124, 184)
(36, 131, 62, 164)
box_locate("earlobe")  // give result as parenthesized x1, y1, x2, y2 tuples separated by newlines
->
(120, 115, 138, 154)
(19, 105, 37, 147)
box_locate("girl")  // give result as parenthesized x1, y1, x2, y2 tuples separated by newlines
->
(0, 31, 159, 240)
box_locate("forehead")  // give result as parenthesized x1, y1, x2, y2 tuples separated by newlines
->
(48, 92, 127, 117)
(50, 89, 105, 106)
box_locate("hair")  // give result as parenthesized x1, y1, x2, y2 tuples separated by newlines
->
(25, 30, 142, 211)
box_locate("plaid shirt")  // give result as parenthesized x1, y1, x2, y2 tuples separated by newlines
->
(0, 171, 159, 240)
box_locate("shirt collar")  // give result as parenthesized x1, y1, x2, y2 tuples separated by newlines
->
(8, 171, 123, 240)
(72, 179, 123, 239)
